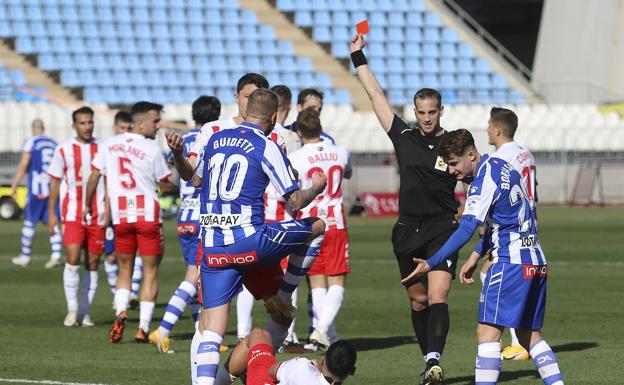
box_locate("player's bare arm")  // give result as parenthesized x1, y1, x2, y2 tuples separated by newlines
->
(350, 34, 394, 132)
(83, 169, 101, 221)
(284, 172, 327, 217)
(47, 177, 61, 235)
(10, 152, 31, 198)
(165, 130, 196, 181)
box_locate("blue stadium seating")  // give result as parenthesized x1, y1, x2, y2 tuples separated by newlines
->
(0, 0, 350, 105)
(276, 0, 522, 104)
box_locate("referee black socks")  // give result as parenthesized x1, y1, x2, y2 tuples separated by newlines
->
(427, 303, 450, 358)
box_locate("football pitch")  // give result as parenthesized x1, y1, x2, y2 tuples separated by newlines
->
(0, 207, 623, 385)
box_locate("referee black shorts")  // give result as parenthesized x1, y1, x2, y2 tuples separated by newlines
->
(392, 215, 459, 288)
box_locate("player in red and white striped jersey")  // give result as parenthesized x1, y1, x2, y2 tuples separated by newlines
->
(85, 101, 175, 344)
(47, 106, 106, 327)
(288, 108, 353, 350)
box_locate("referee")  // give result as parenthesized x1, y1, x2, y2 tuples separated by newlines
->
(350, 34, 459, 385)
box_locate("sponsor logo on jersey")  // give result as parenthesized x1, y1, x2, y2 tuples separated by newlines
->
(200, 213, 242, 229)
(180, 198, 200, 209)
(177, 223, 197, 235)
(205, 251, 259, 267)
(523, 264, 547, 279)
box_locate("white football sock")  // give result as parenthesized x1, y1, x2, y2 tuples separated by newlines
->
(196, 330, 223, 385)
(236, 286, 254, 339)
(114, 288, 130, 315)
(510, 328, 521, 346)
(285, 287, 298, 343)
(191, 328, 201, 385)
(63, 263, 80, 313)
(317, 285, 344, 335)
(139, 301, 155, 332)
(310, 287, 327, 331)
(104, 259, 118, 296)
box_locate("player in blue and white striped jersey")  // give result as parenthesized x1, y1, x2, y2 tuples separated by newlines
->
(149, 96, 222, 354)
(403, 129, 563, 385)
(11, 119, 62, 268)
(167, 89, 327, 385)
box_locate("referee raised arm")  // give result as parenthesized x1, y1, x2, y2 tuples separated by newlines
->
(350, 34, 458, 384)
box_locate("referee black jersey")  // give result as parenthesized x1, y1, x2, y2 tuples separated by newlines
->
(388, 114, 457, 220)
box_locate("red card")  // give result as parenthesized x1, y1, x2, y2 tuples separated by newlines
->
(356, 19, 369, 35)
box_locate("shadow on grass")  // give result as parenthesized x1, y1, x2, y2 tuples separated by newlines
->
(553, 342, 598, 353)
(347, 335, 416, 351)
(446, 369, 539, 384)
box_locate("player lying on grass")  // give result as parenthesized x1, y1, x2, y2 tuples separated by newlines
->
(402, 129, 564, 385)
(214, 327, 356, 385)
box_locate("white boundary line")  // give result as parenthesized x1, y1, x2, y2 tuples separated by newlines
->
(0, 379, 114, 385)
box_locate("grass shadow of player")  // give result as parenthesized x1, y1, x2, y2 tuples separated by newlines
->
(347, 335, 415, 352)
(445, 369, 539, 384)
(552, 342, 598, 353)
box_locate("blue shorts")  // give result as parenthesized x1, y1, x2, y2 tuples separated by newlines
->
(479, 262, 547, 330)
(178, 228, 200, 266)
(200, 220, 313, 309)
(104, 225, 115, 255)
(24, 196, 55, 224)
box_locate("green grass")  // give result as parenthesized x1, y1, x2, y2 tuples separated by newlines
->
(0, 207, 623, 384)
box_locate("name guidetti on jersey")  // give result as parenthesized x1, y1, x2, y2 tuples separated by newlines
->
(213, 137, 256, 153)
(200, 213, 242, 229)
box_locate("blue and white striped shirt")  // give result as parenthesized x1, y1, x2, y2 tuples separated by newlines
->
(197, 122, 299, 247)
(464, 155, 546, 265)
(23, 135, 57, 199)
(178, 129, 201, 223)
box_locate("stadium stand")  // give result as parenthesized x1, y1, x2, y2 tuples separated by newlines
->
(0, 0, 351, 105)
(275, 0, 525, 105)
(0, 62, 43, 102)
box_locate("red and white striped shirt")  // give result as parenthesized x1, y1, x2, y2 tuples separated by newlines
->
(48, 139, 106, 226)
(264, 123, 291, 221)
(288, 142, 352, 230)
(188, 117, 237, 159)
(91, 132, 171, 224)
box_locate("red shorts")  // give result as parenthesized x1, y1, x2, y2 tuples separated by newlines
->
(63, 221, 105, 254)
(247, 343, 277, 385)
(243, 264, 284, 300)
(114, 222, 164, 256)
(307, 229, 351, 276)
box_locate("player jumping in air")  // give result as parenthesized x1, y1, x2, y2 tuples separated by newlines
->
(403, 129, 564, 385)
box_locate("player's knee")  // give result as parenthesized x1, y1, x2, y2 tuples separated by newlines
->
(409, 296, 428, 311)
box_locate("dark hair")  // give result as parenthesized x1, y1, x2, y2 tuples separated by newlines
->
(246, 89, 278, 122)
(297, 88, 323, 106)
(236, 73, 269, 94)
(326, 340, 357, 379)
(413, 88, 442, 109)
(72, 106, 94, 123)
(296, 107, 322, 139)
(438, 129, 475, 160)
(114, 111, 131, 125)
(271, 84, 292, 110)
(490, 107, 518, 138)
(192, 95, 221, 125)
(130, 101, 163, 121)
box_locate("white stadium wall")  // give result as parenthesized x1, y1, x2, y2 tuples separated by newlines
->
(533, 0, 624, 103)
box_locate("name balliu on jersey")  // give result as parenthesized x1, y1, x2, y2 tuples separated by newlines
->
(23, 135, 57, 199)
(177, 129, 201, 223)
(492, 141, 537, 207)
(289, 142, 351, 230)
(463, 155, 545, 265)
(47, 139, 106, 225)
(92, 132, 171, 224)
(197, 122, 299, 247)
